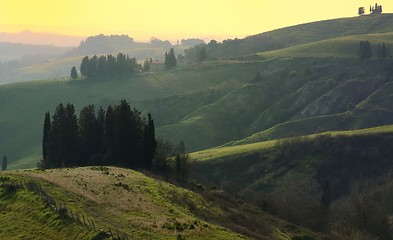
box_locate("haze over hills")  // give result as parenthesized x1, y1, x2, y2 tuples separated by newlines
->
(0, 30, 85, 47)
(0, 34, 205, 84)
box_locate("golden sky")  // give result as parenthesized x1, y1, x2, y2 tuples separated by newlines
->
(0, 0, 391, 42)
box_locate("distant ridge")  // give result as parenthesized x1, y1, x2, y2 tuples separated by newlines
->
(0, 30, 85, 47)
(244, 13, 393, 52)
(183, 13, 393, 60)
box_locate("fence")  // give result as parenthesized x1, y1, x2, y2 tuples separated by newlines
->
(3, 179, 130, 240)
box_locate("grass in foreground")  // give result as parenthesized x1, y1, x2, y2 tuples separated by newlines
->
(2, 167, 244, 240)
(0, 177, 94, 240)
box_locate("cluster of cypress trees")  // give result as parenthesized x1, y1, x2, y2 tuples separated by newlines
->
(41, 100, 157, 169)
(164, 48, 177, 69)
(80, 53, 140, 78)
(359, 41, 390, 60)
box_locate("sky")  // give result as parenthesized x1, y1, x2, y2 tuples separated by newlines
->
(0, 0, 392, 44)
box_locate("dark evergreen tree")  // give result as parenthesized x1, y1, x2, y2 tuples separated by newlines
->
(196, 45, 207, 62)
(78, 105, 97, 165)
(104, 105, 115, 164)
(107, 54, 116, 75)
(97, 55, 108, 76)
(42, 111, 51, 166)
(42, 100, 155, 169)
(2, 155, 7, 171)
(165, 48, 177, 69)
(47, 103, 66, 168)
(64, 103, 79, 167)
(164, 52, 169, 69)
(177, 140, 185, 154)
(95, 107, 106, 154)
(143, 113, 157, 169)
(113, 100, 134, 166)
(70, 66, 78, 79)
(88, 55, 98, 78)
(381, 43, 387, 59)
(116, 53, 127, 73)
(321, 181, 331, 207)
(169, 48, 177, 68)
(80, 56, 89, 76)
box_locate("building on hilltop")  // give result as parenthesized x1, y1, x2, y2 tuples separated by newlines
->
(370, 3, 382, 14)
(358, 3, 382, 15)
(358, 7, 365, 15)
(150, 61, 165, 72)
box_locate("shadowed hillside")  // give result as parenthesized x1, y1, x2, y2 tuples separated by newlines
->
(191, 127, 393, 239)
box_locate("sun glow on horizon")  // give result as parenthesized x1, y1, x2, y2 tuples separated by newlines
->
(1, 0, 393, 43)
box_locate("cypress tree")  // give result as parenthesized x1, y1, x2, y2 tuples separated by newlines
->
(95, 107, 106, 155)
(78, 105, 97, 165)
(71, 66, 78, 79)
(48, 103, 66, 168)
(113, 100, 134, 166)
(43, 111, 51, 166)
(143, 113, 157, 169)
(64, 103, 79, 167)
(80, 56, 89, 76)
(382, 43, 387, 59)
(88, 55, 98, 78)
(164, 52, 169, 69)
(2, 155, 7, 171)
(177, 140, 185, 155)
(169, 48, 177, 69)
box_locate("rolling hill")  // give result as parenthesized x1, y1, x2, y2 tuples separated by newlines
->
(0, 166, 325, 239)
(0, 167, 244, 239)
(184, 13, 393, 60)
(2, 14, 393, 169)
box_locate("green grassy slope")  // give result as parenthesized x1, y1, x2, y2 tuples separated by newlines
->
(0, 61, 258, 169)
(0, 177, 94, 239)
(258, 33, 393, 58)
(240, 13, 393, 57)
(191, 124, 393, 161)
(3, 57, 393, 169)
(3, 15, 393, 169)
(1, 167, 244, 240)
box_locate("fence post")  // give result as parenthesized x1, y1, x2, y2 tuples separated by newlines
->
(91, 220, 96, 231)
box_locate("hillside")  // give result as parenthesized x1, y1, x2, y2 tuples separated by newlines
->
(0, 166, 325, 239)
(3, 14, 393, 169)
(3, 56, 393, 169)
(184, 13, 393, 60)
(190, 127, 393, 239)
(0, 167, 243, 239)
(258, 32, 393, 58)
